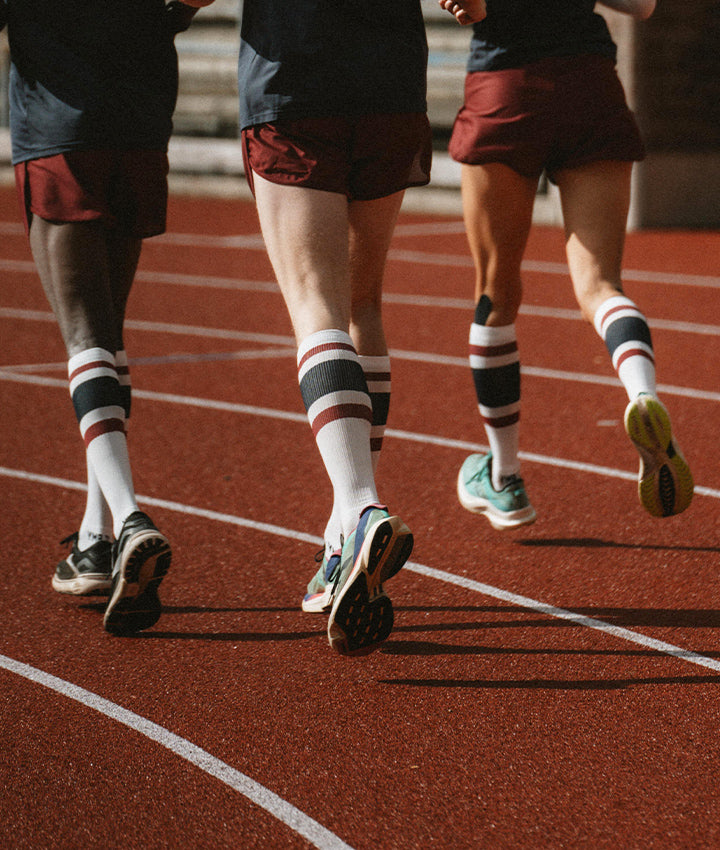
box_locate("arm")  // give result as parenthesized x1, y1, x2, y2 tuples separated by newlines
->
(437, 0, 487, 26)
(596, 0, 656, 21)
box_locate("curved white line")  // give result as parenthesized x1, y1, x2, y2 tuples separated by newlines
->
(2, 465, 719, 673)
(0, 654, 352, 850)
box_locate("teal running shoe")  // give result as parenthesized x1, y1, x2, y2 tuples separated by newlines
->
(457, 453, 536, 530)
(302, 548, 342, 613)
(624, 393, 693, 517)
(327, 504, 413, 657)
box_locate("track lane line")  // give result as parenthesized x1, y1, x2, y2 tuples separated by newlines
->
(0, 654, 353, 850)
(1, 373, 717, 498)
(2, 465, 719, 673)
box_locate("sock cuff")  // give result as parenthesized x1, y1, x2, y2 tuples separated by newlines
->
(593, 295, 642, 338)
(469, 322, 517, 347)
(297, 329, 355, 369)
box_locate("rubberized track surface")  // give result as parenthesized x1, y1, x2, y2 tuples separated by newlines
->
(1, 184, 719, 849)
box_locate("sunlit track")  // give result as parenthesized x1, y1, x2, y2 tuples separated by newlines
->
(3, 185, 720, 848)
(1, 370, 718, 499)
(2, 227, 720, 289)
(1, 309, 719, 401)
(2, 464, 720, 675)
(0, 654, 353, 850)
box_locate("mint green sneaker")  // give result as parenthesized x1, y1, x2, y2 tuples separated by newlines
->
(302, 548, 342, 613)
(457, 453, 536, 530)
(327, 504, 413, 657)
(624, 393, 693, 517)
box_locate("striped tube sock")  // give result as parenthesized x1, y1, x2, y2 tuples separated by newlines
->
(68, 348, 139, 537)
(358, 354, 391, 472)
(78, 349, 132, 548)
(593, 295, 656, 400)
(469, 318, 521, 490)
(115, 349, 132, 423)
(297, 330, 377, 539)
(323, 353, 391, 553)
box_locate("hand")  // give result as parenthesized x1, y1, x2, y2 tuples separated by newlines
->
(165, 1, 199, 35)
(437, 0, 487, 26)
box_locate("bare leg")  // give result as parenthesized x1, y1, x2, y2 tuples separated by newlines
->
(458, 163, 537, 512)
(461, 162, 537, 324)
(29, 217, 143, 538)
(348, 190, 405, 356)
(556, 160, 631, 320)
(253, 174, 351, 341)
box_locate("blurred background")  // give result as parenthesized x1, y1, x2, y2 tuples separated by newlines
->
(1, 0, 718, 228)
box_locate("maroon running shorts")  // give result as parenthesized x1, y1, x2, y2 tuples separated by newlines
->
(15, 149, 170, 237)
(242, 113, 432, 200)
(449, 54, 645, 182)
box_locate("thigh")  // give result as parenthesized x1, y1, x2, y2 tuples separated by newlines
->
(252, 173, 352, 342)
(17, 150, 168, 238)
(242, 119, 353, 197)
(449, 67, 552, 180)
(461, 162, 537, 321)
(350, 113, 431, 200)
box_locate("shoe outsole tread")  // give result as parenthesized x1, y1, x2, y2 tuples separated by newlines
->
(103, 522, 171, 635)
(624, 395, 693, 518)
(327, 514, 413, 657)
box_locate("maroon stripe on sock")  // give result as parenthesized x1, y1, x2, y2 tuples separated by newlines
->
(69, 358, 115, 382)
(298, 342, 356, 371)
(599, 303, 636, 327)
(616, 347, 655, 369)
(370, 436, 384, 452)
(481, 411, 520, 429)
(363, 371, 391, 383)
(310, 403, 373, 436)
(469, 341, 518, 358)
(82, 418, 126, 447)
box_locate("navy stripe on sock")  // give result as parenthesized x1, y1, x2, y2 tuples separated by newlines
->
(299, 358, 368, 413)
(472, 363, 520, 409)
(604, 316, 653, 358)
(71, 376, 125, 423)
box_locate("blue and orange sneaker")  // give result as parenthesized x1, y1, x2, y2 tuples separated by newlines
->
(302, 548, 342, 613)
(327, 504, 413, 657)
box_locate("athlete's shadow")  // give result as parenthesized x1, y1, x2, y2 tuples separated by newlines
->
(519, 536, 720, 555)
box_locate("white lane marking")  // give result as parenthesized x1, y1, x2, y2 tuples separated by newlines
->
(2, 464, 720, 675)
(0, 654, 353, 850)
(1, 372, 718, 498)
(1, 309, 719, 403)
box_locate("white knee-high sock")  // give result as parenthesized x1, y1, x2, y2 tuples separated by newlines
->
(77, 350, 131, 548)
(322, 353, 391, 554)
(593, 295, 656, 400)
(469, 319, 521, 490)
(68, 348, 139, 538)
(297, 330, 377, 542)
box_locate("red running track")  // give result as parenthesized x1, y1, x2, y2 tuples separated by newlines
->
(1, 184, 719, 849)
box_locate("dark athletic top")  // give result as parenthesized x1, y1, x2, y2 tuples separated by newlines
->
(467, 0, 617, 71)
(237, 0, 428, 129)
(5, 0, 179, 164)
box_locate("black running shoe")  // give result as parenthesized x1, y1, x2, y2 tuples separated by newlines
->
(103, 511, 171, 635)
(52, 532, 113, 596)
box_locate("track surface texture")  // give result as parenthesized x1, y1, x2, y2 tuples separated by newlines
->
(1, 185, 719, 849)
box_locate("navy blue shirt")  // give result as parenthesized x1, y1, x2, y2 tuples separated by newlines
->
(7, 0, 179, 164)
(238, 0, 428, 129)
(467, 0, 617, 71)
